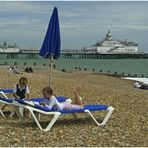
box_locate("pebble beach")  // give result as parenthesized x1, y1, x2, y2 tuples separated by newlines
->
(0, 67, 147, 147)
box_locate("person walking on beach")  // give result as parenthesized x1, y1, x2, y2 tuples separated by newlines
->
(10, 77, 30, 117)
(39, 86, 84, 110)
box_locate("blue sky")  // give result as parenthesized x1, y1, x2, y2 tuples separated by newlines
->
(0, 1, 148, 52)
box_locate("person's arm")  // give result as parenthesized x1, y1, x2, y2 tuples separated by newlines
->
(13, 93, 20, 99)
(26, 93, 30, 99)
(40, 102, 46, 106)
(13, 85, 20, 99)
(45, 97, 55, 110)
(25, 86, 30, 100)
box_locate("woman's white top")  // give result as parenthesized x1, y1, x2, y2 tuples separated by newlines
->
(45, 95, 63, 110)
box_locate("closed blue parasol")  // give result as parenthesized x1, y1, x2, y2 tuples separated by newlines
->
(39, 7, 61, 86)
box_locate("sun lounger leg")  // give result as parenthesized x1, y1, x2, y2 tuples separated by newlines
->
(0, 108, 5, 117)
(29, 109, 43, 130)
(85, 106, 114, 126)
(43, 113, 61, 132)
(28, 108, 61, 131)
(100, 106, 114, 125)
(85, 110, 101, 126)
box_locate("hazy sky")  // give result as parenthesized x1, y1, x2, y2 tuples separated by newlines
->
(0, 1, 148, 52)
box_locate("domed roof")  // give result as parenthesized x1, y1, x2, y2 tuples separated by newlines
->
(106, 30, 112, 37)
(106, 30, 112, 41)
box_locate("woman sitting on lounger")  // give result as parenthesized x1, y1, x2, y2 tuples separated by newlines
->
(40, 86, 84, 110)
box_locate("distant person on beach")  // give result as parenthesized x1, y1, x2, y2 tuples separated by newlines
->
(39, 87, 84, 110)
(9, 77, 30, 117)
(29, 67, 33, 73)
(25, 67, 33, 73)
(9, 66, 20, 74)
(13, 66, 20, 74)
(133, 81, 141, 88)
(133, 81, 148, 90)
(25, 67, 29, 73)
(9, 66, 14, 73)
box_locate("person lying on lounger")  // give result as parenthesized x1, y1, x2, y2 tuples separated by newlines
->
(133, 81, 148, 90)
(40, 86, 84, 110)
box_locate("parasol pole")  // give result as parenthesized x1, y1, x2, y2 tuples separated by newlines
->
(49, 54, 53, 87)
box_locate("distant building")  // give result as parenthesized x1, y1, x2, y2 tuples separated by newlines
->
(0, 42, 20, 53)
(81, 30, 141, 54)
(0, 42, 39, 53)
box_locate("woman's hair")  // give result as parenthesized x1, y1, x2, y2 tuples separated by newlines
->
(19, 77, 28, 85)
(42, 86, 53, 95)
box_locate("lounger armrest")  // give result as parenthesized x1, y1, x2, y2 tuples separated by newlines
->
(23, 101, 35, 106)
(15, 99, 35, 107)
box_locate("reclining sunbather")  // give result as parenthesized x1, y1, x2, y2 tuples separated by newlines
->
(39, 86, 84, 110)
(133, 81, 148, 90)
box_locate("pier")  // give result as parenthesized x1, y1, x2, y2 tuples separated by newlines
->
(61, 52, 148, 59)
(0, 52, 148, 59)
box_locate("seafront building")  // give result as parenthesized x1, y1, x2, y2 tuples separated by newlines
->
(0, 42, 19, 53)
(80, 30, 140, 54)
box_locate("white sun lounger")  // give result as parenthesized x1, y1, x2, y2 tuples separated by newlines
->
(14, 99, 114, 132)
(0, 93, 114, 132)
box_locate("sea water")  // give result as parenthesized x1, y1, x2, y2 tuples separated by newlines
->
(0, 58, 147, 77)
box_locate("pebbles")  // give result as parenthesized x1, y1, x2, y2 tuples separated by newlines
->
(0, 68, 147, 147)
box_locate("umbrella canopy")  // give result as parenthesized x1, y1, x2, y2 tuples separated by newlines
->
(39, 7, 61, 59)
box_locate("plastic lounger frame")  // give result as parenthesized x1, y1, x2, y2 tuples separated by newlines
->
(0, 91, 114, 132)
(24, 104, 114, 132)
(0, 91, 12, 117)
(0, 91, 24, 121)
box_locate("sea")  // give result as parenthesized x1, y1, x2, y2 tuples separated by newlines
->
(0, 58, 148, 77)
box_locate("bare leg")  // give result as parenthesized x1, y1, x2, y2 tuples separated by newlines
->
(74, 88, 84, 106)
(72, 88, 84, 119)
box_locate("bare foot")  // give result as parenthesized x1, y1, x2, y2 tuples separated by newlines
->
(73, 86, 81, 94)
